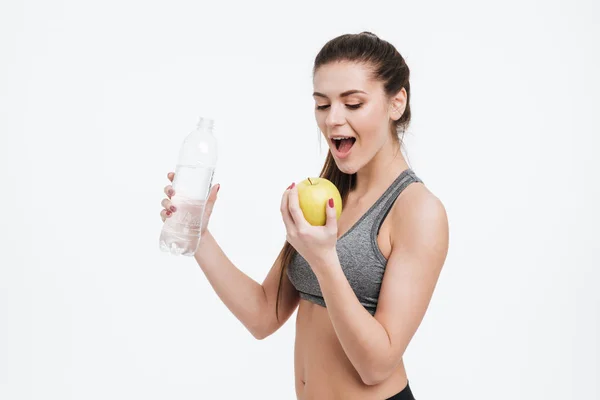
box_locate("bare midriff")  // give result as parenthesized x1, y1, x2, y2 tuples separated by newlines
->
(293, 299, 408, 400)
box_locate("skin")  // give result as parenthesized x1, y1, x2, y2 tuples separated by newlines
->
(160, 61, 449, 399)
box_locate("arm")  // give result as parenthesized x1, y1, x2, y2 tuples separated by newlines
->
(195, 231, 299, 340)
(313, 194, 449, 385)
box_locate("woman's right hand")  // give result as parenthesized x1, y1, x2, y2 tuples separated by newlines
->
(160, 172, 220, 236)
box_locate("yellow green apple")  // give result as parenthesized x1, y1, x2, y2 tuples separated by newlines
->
(297, 177, 342, 226)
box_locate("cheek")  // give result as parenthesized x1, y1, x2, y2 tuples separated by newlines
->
(352, 114, 382, 140)
(315, 113, 326, 130)
(353, 105, 383, 128)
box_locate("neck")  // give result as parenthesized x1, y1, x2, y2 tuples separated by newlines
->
(353, 138, 409, 197)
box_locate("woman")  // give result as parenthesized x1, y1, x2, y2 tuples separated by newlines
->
(160, 32, 449, 400)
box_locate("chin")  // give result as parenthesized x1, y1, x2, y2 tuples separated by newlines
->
(333, 159, 359, 175)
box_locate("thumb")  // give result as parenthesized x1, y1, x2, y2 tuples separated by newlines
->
(325, 198, 338, 231)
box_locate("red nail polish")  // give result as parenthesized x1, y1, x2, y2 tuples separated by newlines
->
(329, 198, 334, 208)
(217, 184, 220, 193)
(291, 182, 295, 189)
(166, 210, 172, 216)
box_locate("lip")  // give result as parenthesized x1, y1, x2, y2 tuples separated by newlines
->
(330, 138, 355, 160)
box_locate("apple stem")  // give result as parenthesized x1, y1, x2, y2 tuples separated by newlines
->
(308, 178, 313, 185)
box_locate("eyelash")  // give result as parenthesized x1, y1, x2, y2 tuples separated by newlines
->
(316, 104, 362, 111)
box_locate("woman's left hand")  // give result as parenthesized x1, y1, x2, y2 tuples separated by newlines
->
(281, 182, 339, 269)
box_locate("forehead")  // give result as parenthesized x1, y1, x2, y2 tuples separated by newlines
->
(313, 61, 379, 95)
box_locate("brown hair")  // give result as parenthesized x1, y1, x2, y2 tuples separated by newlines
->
(275, 31, 412, 321)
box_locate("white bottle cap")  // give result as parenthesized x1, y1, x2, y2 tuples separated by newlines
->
(197, 116, 215, 132)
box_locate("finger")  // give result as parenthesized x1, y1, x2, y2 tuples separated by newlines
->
(280, 185, 295, 233)
(160, 209, 172, 222)
(325, 197, 338, 232)
(202, 184, 220, 219)
(287, 184, 309, 228)
(164, 185, 175, 199)
(161, 198, 176, 213)
(167, 172, 175, 182)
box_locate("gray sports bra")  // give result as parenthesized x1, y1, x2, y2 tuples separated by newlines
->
(286, 168, 423, 315)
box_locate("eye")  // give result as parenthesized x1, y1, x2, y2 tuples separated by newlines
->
(315, 104, 363, 111)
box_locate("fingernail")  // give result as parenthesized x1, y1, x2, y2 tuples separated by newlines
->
(216, 184, 220, 193)
(166, 210, 172, 216)
(290, 182, 295, 189)
(329, 198, 334, 208)
(170, 206, 176, 212)
(286, 184, 292, 190)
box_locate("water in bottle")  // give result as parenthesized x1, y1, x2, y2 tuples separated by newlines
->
(159, 117, 218, 256)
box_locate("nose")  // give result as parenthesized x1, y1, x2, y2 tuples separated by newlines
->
(324, 103, 346, 129)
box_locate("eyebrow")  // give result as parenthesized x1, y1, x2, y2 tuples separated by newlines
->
(312, 90, 367, 99)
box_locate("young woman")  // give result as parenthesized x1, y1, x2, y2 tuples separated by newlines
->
(160, 32, 449, 400)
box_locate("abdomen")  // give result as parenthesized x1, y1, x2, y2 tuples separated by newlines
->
(294, 299, 408, 400)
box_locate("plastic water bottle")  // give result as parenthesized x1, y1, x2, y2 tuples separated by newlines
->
(159, 117, 218, 256)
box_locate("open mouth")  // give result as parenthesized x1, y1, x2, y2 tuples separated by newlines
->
(331, 137, 356, 154)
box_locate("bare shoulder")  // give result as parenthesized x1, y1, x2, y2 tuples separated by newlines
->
(394, 180, 446, 217)
(391, 181, 449, 261)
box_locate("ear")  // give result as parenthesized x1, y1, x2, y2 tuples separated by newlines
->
(389, 87, 407, 121)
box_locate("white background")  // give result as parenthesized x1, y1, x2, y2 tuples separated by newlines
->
(1, 0, 599, 399)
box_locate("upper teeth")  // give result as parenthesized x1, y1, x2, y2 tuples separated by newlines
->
(332, 137, 351, 140)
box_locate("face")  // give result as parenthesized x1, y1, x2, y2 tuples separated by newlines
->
(312, 61, 405, 174)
